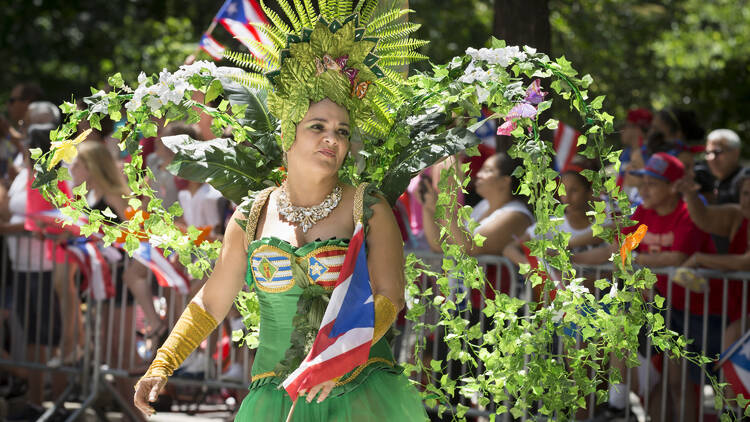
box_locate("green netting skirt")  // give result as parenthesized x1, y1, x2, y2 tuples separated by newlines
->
(235, 370, 428, 422)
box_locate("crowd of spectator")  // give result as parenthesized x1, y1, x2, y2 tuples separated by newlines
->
(396, 107, 748, 421)
(0, 82, 234, 420)
(0, 75, 747, 421)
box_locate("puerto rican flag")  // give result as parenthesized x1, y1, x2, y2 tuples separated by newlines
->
(66, 238, 115, 301)
(719, 329, 750, 403)
(282, 222, 375, 401)
(553, 122, 581, 172)
(214, 0, 271, 57)
(130, 242, 190, 295)
(200, 34, 226, 61)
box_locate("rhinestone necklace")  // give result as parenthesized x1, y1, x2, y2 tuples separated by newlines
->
(277, 183, 342, 233)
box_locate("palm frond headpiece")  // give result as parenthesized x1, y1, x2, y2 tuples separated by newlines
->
(225, 0, 427, 150)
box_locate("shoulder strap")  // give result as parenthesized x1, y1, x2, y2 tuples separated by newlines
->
(244, 186, 276, 248)
(353, 182, 368, 226)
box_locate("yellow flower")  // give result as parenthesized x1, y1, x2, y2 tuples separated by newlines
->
(48, 129, 92, 170)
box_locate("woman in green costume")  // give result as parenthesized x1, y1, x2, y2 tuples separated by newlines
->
(134, 1, 429, 420)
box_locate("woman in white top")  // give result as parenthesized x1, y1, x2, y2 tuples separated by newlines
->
(419, 153, 533, 256)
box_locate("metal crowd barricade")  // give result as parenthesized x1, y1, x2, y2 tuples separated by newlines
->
(0, 231, 254, 421)
(401, 249, 750, 422)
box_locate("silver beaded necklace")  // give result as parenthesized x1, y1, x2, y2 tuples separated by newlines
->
(277, 183, 342, 233)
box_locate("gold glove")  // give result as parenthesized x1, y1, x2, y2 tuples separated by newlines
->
(139, 302, 218, 383)
(372, 294, 397, 344)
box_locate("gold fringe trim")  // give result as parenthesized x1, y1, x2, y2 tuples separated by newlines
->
(335, 357, 394, 386)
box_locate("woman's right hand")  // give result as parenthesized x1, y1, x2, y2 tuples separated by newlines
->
(133, 376, 167, 418)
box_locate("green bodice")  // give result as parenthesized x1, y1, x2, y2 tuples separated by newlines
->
(243, 186, 400, 394)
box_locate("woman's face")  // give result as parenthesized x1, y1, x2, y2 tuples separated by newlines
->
(70, 155, 89, 186)
(287, 99, 350, 175)
(475, 156, 507, 198)
(560, 173, 591, 212)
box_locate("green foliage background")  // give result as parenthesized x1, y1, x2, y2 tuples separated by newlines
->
(4, 0, 746, 144)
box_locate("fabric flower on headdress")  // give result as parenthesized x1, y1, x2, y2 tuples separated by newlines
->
(223, 0, 428, 151)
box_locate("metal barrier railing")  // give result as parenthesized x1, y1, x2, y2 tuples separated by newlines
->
(2, 233, 748, 421)
(401, 250, 750, 422)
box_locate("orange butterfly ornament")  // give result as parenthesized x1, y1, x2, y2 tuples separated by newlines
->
(620, 224, 648, 267)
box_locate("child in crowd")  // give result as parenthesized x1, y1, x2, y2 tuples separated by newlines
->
(576, 152, 719, 422)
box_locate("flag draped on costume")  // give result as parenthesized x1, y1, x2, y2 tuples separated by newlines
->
(282, 222, 375, 401)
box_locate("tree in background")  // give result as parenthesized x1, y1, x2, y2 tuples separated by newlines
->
(1, 1, 747, 144)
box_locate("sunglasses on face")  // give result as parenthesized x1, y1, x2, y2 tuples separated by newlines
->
(8, 97, 22, 104)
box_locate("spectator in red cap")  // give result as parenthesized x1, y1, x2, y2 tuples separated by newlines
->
(576, 152, 719, 421)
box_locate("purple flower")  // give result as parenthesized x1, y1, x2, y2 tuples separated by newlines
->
(506, 103, 537, 119)
(524, 79, 546, 105)
(496, 120, 517, 136)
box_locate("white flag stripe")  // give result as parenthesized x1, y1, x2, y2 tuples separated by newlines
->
(282, 326, 374, 388)
(149, 251, 190, 294)
(202, 37, 225, 60)
(223, 19, 265, 57)
(556, 124, 576, 170)
(318, 271, 354, 328)
(242, 0, 272, 45)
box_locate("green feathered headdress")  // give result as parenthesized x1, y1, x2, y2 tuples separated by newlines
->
(224, 0, 428, 150)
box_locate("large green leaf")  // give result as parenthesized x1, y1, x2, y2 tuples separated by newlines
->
(218, 73, 283, 164)
(163, 135, 280, 204)
(379, 110, 481, 205)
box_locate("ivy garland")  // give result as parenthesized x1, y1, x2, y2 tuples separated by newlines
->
(31, 38, 745, 420)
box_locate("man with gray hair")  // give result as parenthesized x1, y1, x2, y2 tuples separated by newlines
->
(705, 128, 744, 204)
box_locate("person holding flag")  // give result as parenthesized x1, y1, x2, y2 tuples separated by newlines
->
(134, 1, 430, 420)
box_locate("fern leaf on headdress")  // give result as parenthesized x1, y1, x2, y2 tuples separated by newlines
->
(277, 0, 303, 33)
(292, 0, 311, 28)
(303, 0, 318, 26)
(377, 38, 429, 54)
(374, 78, 402, 102)
(366, 9, 411, 34)
(352, 0, 368, 15)
(359, 0, 378, 24)
(261, 1, 294, 35)
(360, 116, 390, 138)
(228, 71, 272, 90)
(318, 0, 331, 20)
(370, 96, 395, 127)
(224, 51, 275, 73)
(378, 51, 428, 66)
(372, 22, 422, 42)
(239, 40, 281, 67)
(249, 23, 286, 49)
(338, 0, 353, 21)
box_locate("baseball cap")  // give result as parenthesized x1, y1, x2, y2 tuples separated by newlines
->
(626, 108, 653, 131)
(630, 152, 684, 183)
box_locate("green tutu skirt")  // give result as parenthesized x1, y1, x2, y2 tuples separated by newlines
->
(235, 370, 428, 421)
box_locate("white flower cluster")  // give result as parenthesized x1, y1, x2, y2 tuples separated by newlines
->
(465, 46, 529, 67)
(458, 46, 530, 88)
(125, 60, 223, 113)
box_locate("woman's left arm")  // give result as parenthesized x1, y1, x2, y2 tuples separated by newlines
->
(366, 196, 406, 311)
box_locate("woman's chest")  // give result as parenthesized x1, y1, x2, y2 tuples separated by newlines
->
(248, 239, 349, 293)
